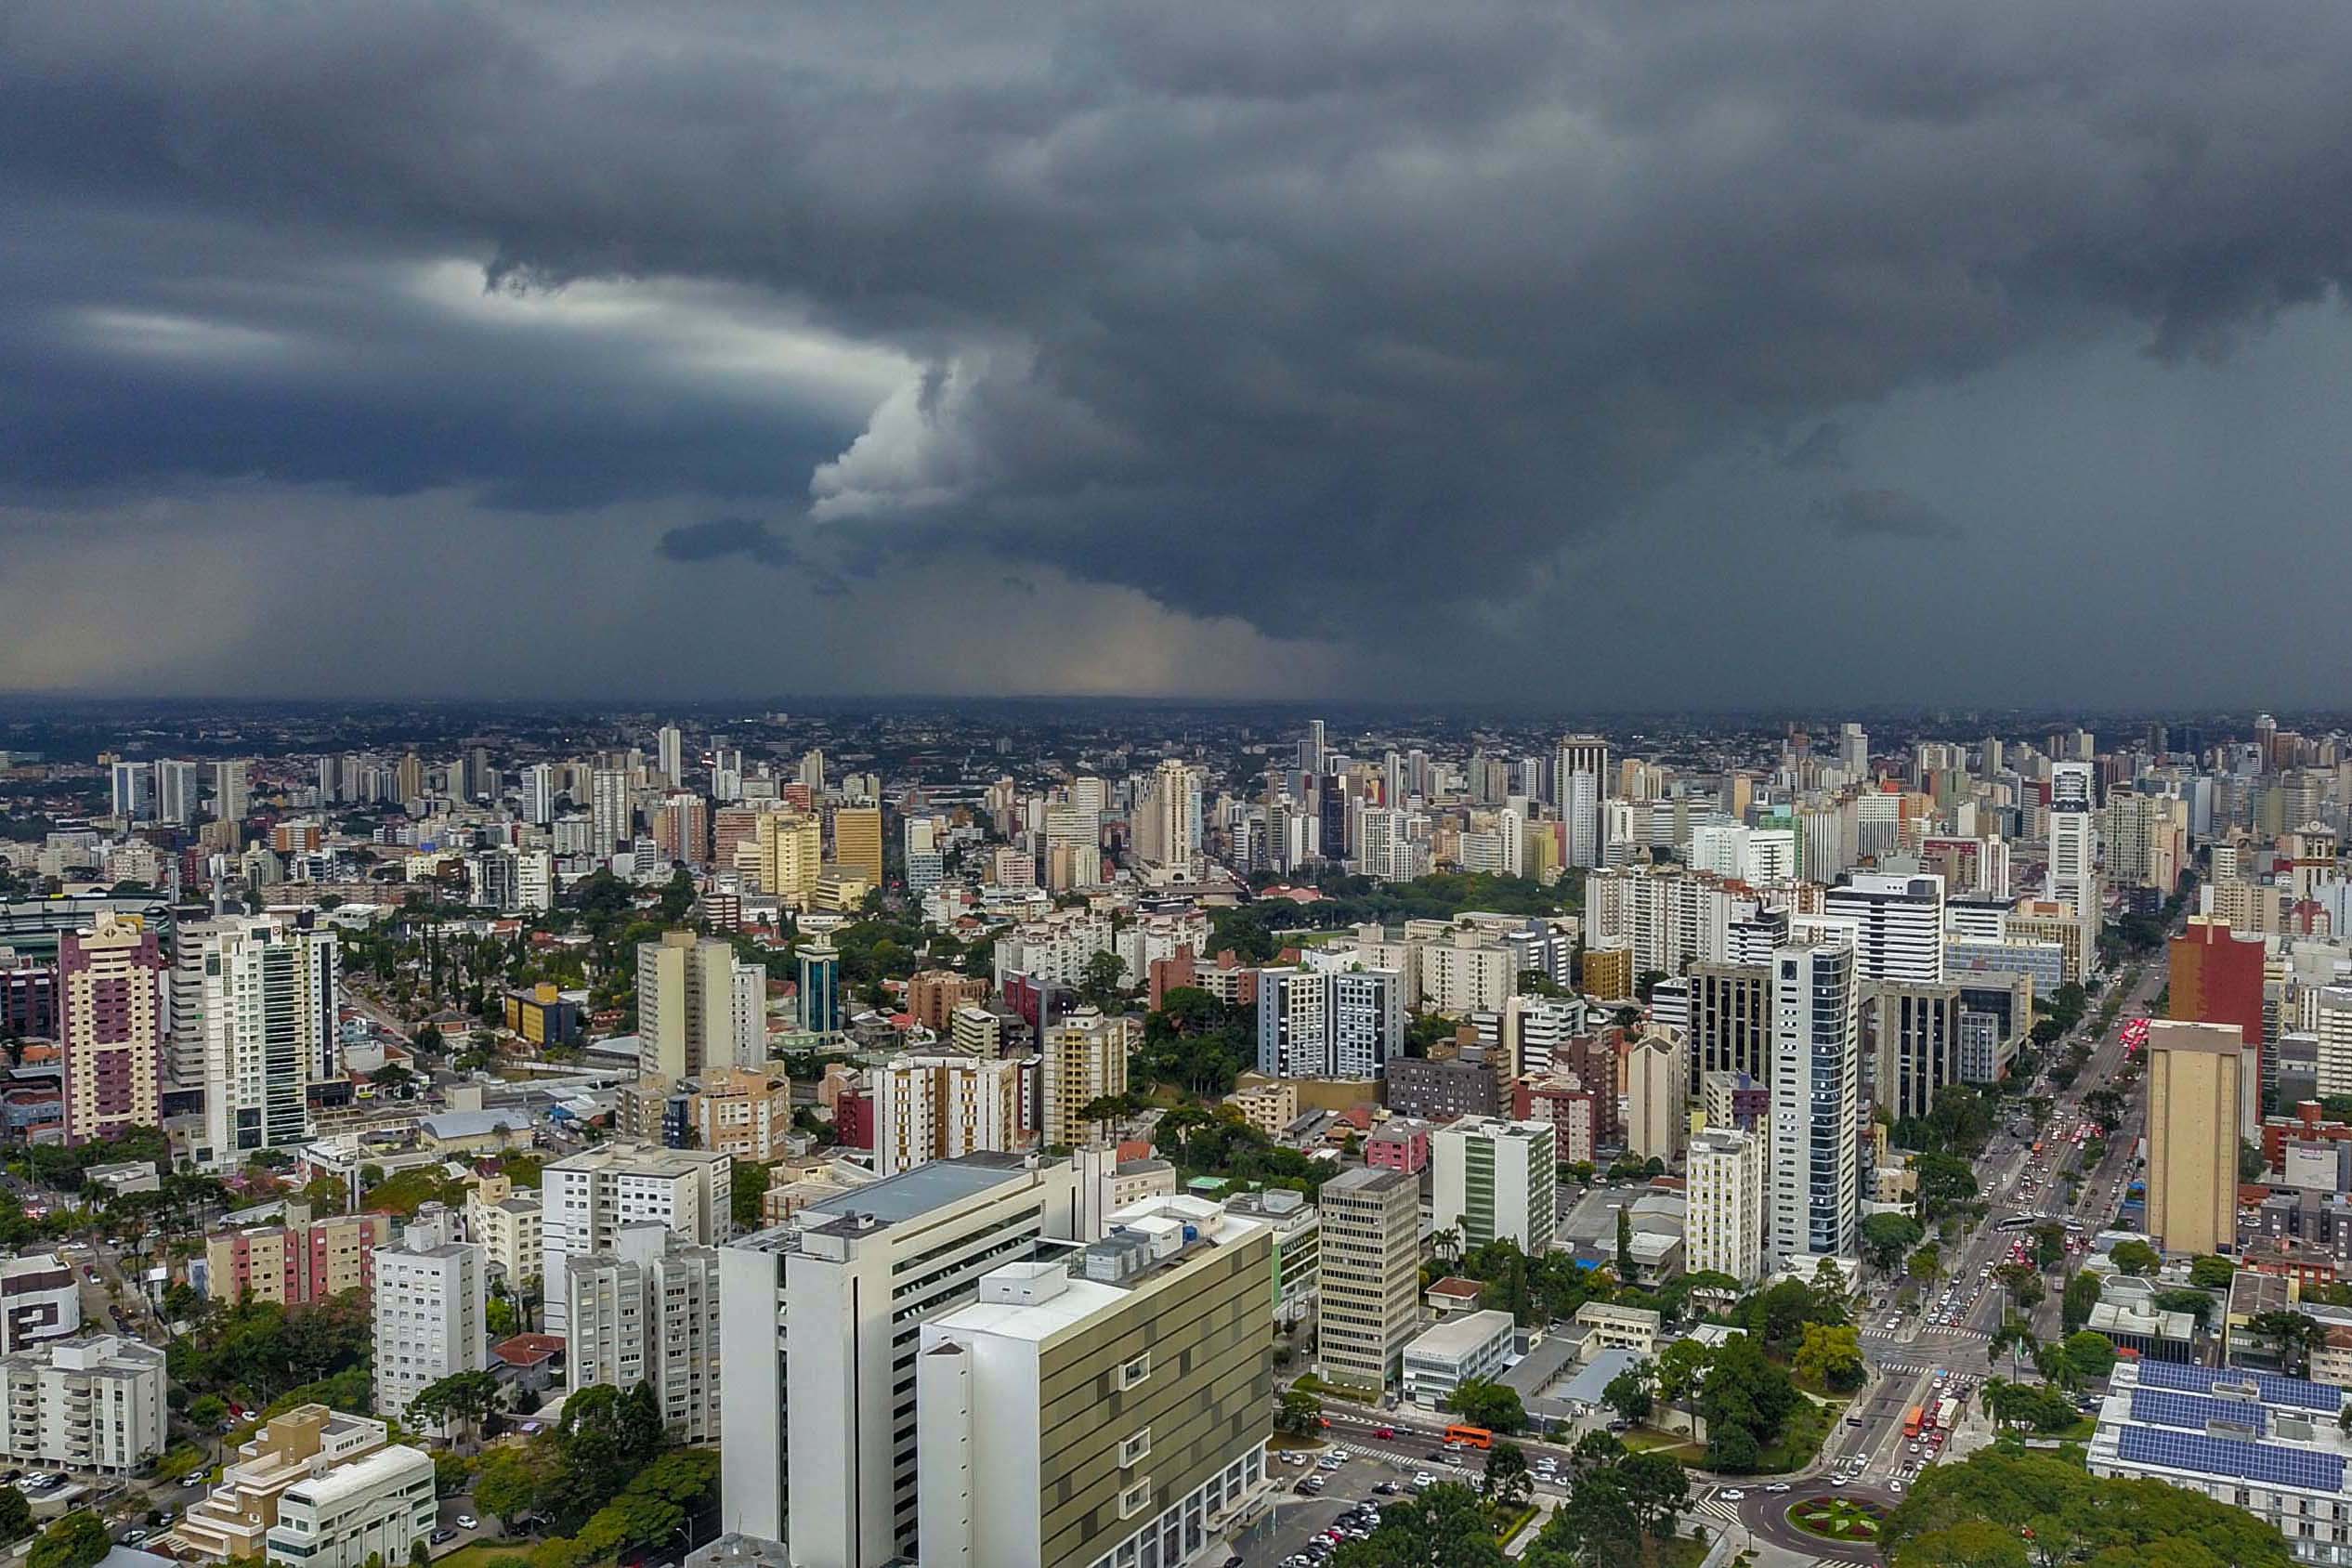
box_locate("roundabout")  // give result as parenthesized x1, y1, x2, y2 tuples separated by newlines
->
(1786, 1496, 1888, 1544)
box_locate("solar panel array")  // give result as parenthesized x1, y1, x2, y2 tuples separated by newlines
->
(2115, 1425, 2345, 1491)
(2136, 1359, 2344, 1413)
(2129, 1388, 2267, 1435)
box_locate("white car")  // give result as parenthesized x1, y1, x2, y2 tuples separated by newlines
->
(1765, 1483, 1792, 1494)
(1719, 1489, 1746, 1500)
(1413, 1472, 1437, 1488)
(1890, 1480, 1906, 1493)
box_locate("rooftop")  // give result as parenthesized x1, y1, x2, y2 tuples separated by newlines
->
(801, 1150, 1034, 1229)
(1403, 1309, 1516, 1361)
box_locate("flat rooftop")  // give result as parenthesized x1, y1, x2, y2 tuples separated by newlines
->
(802, 1151, 1033, 1228)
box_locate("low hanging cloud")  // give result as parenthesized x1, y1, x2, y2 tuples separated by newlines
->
(4, 0, 2352, 689)
(1815, 488, 1964, 541)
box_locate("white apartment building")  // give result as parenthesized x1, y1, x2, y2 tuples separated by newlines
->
(1768, 937, 1861, 1267)
(1431, 1117, 1558, 1254)
(174, 1405, 391, 1563)
(564, 1224, 722, 1444)
(202, 913, 338, 1169)
(1687, 1127, 1767, 1285)
(1824, 872, 1946, 985)
(916, 1198, 1274, 1568)
(1585, 865, 1747, 980)
(0, 1334, 167, 1474)
(718, 1153, 1089, 1568)
(372, 1215, 487, 1431)
(541, 1144, 731, 1334)
(265, 1444, 438, 1568)
(871, 1054, 1026, 1177)
(464, 1179, 543, 1287)
(1420, 930, 1518, 1016)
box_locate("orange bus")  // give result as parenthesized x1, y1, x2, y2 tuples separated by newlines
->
(1902, 1406, 1925, 1438)
(1444, 1424, 1495, 1450)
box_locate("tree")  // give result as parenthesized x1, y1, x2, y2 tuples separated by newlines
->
(1076, 949, 1129, 1011)
(1861, 1212, 1925, 1272)
(189, 1392, 229, 1429)
(2252, 1309, 2328, 1377)
(1602, 1362, 1654, 1425)
(1884, 1451, 2294, 1568)
(731, 1159, 772, 1231)
(2110, 1238, 2160, 1276)
(1275, 1390, 1325, 1436)
(405, 1369, 504, 1444)
(1443, 1378, 1528, 1434)
(25, 1511, 109, 1568)
(1793, 1323, 1866, 1392)
(1332, 1482, 1508, 1568)
(1653, 1338, 1713, 1405)
(1699, 1330, 1797, 1470)
(1618, 1451, 1690, 1540)
(2061, 1271, 2103, 1334)
(1993, 1262, 2045, 1309)
(1615, 1208, 1635, 1279)
(1907, 1242, 1942, 1286)
(2031, 1222, 2067, 1271)
(0, 1488, 31, 1546)
(2189, 1254, 2238, 1290)
(1483, 1440, 1534, 1507)
(2061, 1331, 2117, 1381)
(475, 1444, 552, 1532)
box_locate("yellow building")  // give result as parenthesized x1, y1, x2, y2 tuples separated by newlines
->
(503, 983, 582, 1047)
(1040, 1008, 1130, 1148)
(1223, 1080, 1300, 1139)
(1582, 945, 1635, 1004)
(832, 804, 884, 888)
(754, 811, 824, 907)
(2146, 1019, 2245, 1256)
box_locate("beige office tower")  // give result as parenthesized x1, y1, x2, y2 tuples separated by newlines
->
(1626, 1027, 1689, 1162)
(917, 1196, 1273, 1568)
(1686, 1127, 1767, 1285)
(637, 931, 748, 1079)
(833, 804, 884, 889)
(754, 810, 824, 905)
(1314, 1166, 1420, 1392)
(1040, 1009, 1130, 1149)
(2145, 1020, 2246, 1256)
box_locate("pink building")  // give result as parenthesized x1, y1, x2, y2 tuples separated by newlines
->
(56, 911, 166, 1145)
(1365, 1117, 1432, 1175)
(1514, 1078, 1603, 1166)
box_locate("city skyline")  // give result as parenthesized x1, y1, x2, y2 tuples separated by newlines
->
(7, 3, 2352, 703)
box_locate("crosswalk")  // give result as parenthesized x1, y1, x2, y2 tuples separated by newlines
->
(1693, 1496, 1743, 1525)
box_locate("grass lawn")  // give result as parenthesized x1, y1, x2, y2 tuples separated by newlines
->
(1288, 1373, 1381, 1404)
(1645, 1535, 1710, 1568)
(1786, 1496, 1888, 1543)
(1753, 1398, 1839, 1473)
(1492, 1505, 1538, 1546)
(1623, 1429, 1709, 1465)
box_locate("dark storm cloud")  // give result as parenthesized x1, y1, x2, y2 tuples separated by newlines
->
(1815, 488, 1963, 542)
(5, 0, 2352, 668)
(657, 516, 800, 567)
(1779, 423, 1852, 474)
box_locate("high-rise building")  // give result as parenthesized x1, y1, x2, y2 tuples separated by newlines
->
(1686, 962, 1772, 1091)
(1555, 734, 1608, 869)
(540, 1144, 732, 1335)
(154, 759, 199, 827)
(523, 763, 558, 826)
(1626, 1027, 1689, 1162)
(1686, 1127, 1767, 1285)
(1862, 981, 1964, 1122)
(370, 1209, 485, 1433)
(1823, 872, 1945, 984)
(2171, 916, 2267, 1112)
(2046, 760, 2101, 963)
(590, 767, 633, 855)
(1041, 1009, 1130, 1148)
(1839, 723, 1870, 777)
(798, 940, 844, 1037)
(56, 911, 166, 1146)
(653, 793, 709, 867)
(717, 1153, 1086, 1565)
(395, 753, 425, 804)
(0, 1335, 168, 1475)
(916, 1196, 1273, 1568)
(201, 914, 337, 1169)
(657, 725, 685, 787)
(1255, 967, 1404, 1079)
(754, 809, 825, 905)
(1767, 936, 1860, 1267)
(1431, 1117, 1557, 1253)
(832, 804, 884, 889)
(212, 758, 253, 824)
(564, 1223, 721, 1443)
(110, 761, 153, 823)
(870, 1053, 1027, 1176)
(1313, 1166, 1420, 1392)
(638, 931, 752, 1079)
(2144, 1020, 2245, 1257)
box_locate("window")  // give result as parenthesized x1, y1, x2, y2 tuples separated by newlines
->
(1118, 1479, 1154, 1520)
(1120, 1429, 1151, 1467)
(1117, 1352, 1152, 1392)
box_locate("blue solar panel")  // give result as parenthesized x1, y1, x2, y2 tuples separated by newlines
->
(2116, 1425, 2345, 1491)
(2136, 1359, 2343, 1413)
(2129, 1389, 2267, 1435)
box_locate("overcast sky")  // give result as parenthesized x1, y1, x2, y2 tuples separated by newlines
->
(5, 0, 2350, 706)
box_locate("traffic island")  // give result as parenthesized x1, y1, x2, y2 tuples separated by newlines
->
(1785, 1496, 1888, 1543)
